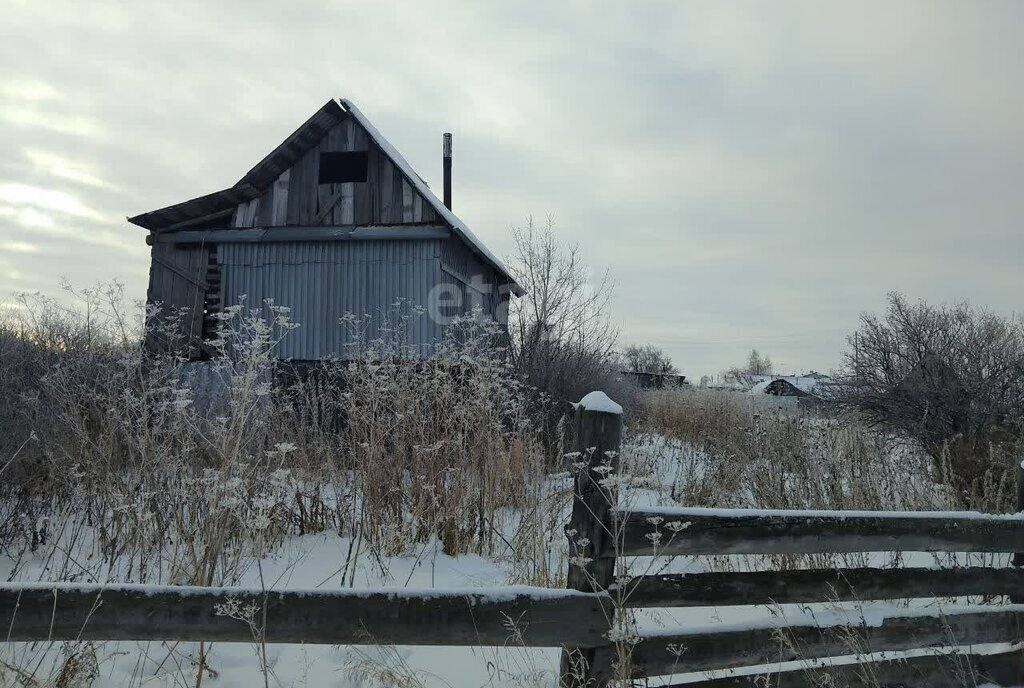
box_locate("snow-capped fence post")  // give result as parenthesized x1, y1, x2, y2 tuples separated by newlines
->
(560, 391, 623, 688)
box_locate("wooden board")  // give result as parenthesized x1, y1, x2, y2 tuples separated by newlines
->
(620, 567, 1024, 607)
(271, 169, 290, 225)
(155, 226, 451, 244)
(661, 648, 1024, 688)
(607, 509, 1024, 557)
(145, 243, 208, 356)
(589, 607, 1024, 680)
(1, 584, 612, 648)
(275, 115, 447, 228)
(375, 151, 393, 223)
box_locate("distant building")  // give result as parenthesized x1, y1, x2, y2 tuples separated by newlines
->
(749, 372, 835, 401)
(749, 378, 811, 397)
(748, 373, 834, 399)
(129, 98, 522, 360)
(622, 371, 688, 389)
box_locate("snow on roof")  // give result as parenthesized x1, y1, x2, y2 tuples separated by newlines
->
(341, 99, 523, 296)
(748, 380, 771, 395)
(748, 374, 833, 396)
(576, 391, 623, 415)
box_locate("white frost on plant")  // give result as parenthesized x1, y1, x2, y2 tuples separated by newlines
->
(576, 391, 623, 415)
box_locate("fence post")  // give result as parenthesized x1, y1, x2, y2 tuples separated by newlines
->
(1014, 459, 1024, 686)
(560, 392, 623, 688)
(1013, 461, 1024, 604)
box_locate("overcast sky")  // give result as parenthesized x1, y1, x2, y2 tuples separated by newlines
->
(1, 1, 1021, 378)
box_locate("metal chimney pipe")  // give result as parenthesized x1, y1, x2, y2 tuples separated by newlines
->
(442, 132, 452, 210)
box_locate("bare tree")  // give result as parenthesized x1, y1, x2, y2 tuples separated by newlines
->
(746, 349, 773, 376)
(507, 217, 621, 407)
(722, 349, 774, 384)
(842, 292, 1024, 492)
(621, 344, 678, 375)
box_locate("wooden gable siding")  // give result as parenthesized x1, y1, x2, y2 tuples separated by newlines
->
(145, 243, 211, 356)
(439, 236, 505, 322)
(232, 116, 439, 229)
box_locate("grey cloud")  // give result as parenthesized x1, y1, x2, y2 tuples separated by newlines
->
(0, 0, 1021, 377)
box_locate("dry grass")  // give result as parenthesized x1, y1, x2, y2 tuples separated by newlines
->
(635, 387, 1017, 514)
(0, 287, 560, 687)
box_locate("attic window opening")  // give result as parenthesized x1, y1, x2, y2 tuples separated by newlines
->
(318, 151, 368, 184)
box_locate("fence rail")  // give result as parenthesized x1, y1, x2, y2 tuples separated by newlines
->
(605, 507, 1024, 556)
(670, 649, 1024, 688)
(1, 582, 610, 648)
(591, 606, 1024, 680)
(618, 566, 1024, 607)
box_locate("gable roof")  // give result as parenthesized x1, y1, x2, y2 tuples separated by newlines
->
(128, 99, 521, 293)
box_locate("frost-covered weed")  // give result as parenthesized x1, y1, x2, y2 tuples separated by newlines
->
(0, 288, 555, 687)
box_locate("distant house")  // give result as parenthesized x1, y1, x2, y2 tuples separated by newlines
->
(749, 378, 811, 397)
(748, 373, 833, 399)
(129, 98, 522, 360)
(621, 371, 688, 389)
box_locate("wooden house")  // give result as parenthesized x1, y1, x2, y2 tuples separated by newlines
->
(129, 98, 522, 359)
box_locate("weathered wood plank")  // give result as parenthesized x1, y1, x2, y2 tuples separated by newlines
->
(255, 186, 274, 227)
(313, 186, 347, 224)
(620, 567, 1024, 608)
(606, 509, 1024, 557)
(285, 138, 308, 224)
(152, 254, 209, 289)
(378, 155, 394, 223)
(271, 169, 289, 226)
(161, 208, 235, 232)
(1, 583, 611, 648)
(421, 199, 437, 223)
(156, 226, 451, 244)
(351, 120, 369, 224)
(145, 244, 207, 356)
(402, 179, 413, 222)
(291, 141, 319, 225)
(661, 648, 1024, 687)
(233, 198, 259, 228)
(392, 165, 404, 224)
(590, 607, 1024, 680)
(331, 119, 351, 225)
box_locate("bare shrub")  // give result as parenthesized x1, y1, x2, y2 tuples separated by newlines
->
(841, 292, 1024, 499)
(723, 349, 774, 384)
(620, 344, 677, 375)
(506, 218, 634, 418)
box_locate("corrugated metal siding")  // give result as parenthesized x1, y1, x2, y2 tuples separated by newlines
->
(219, 240, 443, 359)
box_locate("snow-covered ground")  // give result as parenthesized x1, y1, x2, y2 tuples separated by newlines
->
(3, 430, 1021, 687)
(3, 531, 567, 688)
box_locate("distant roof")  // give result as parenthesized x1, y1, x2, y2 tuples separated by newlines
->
(128, 98, 521, 293)
(748, 374, 832, 396)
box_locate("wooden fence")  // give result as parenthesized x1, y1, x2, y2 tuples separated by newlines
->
(560, 398, 1024, 687)
(4, 395, 1024, 688)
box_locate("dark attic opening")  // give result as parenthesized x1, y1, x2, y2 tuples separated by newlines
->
(318, 151, 368, 183)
